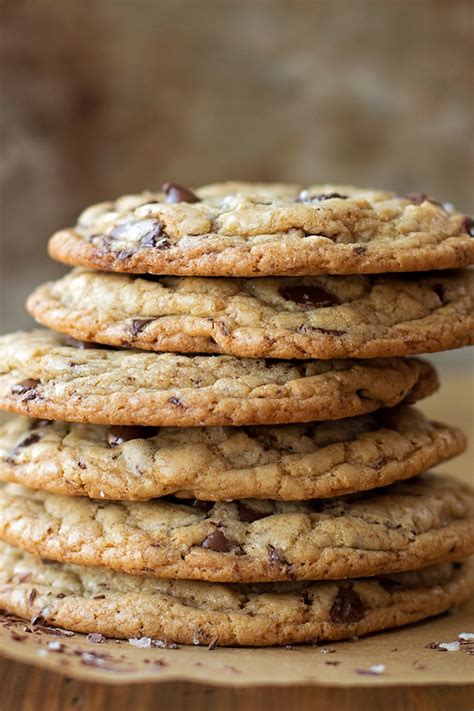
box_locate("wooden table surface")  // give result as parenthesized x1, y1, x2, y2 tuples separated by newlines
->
(1, 367, 473, 711)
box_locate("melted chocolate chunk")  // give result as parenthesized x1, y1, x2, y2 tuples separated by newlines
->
(279, 284, 337, 308)
(353, 245, 367, 255)
(106, 425, 158, 447)
(130, 318, 154, 336)
(330, 584, 365, 624)
(140, 220, 171, 249)
(201, 528, 238, 553)
(162, 182, 201, 204)
(11, 379, 40, 398)
(237, 502, 268, 523)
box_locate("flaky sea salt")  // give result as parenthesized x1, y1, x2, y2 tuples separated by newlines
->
(438, 641, 460, 652)
(128, 637, 152, 648)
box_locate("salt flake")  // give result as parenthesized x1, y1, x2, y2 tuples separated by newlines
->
(438, 641, 460, 652)
(128, 637, 152, 648)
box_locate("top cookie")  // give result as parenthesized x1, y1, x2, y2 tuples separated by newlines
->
(48, 182, 474, 277)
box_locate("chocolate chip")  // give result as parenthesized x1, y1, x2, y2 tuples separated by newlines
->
(237, 503, 268, 523)
(130, 318, 154, 336)
(330, 584, 365, 624)
(162, 182, 201, 204)
(106, 425, 158, 447)
(353, 245, 367, 255)
(297, 191, 348, 204)
(462, 217, 474, 236)
(279, 284, 337, 308)
(140, 220, 171, 249)
(11, 379, 40, 398)
(201, 528, 239, 553)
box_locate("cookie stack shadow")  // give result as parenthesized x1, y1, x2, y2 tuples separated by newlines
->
(0, 182, 473, 647)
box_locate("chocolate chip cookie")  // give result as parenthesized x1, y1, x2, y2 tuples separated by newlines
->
(27, 268, 474, 359)
(0, 331, 437, 426)
(0, 408, 465, 501)
(47, 182, 474, 277)
(1, 542, 472, 646)
(1, 474, 472, 582)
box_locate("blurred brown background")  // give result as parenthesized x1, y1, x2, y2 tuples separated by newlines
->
(0, 0, 473, 350)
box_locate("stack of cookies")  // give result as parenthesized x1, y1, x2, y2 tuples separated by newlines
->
(0, 183, 473, 647)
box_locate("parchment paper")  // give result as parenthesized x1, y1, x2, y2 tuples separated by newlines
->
(0, 371, 472, 686)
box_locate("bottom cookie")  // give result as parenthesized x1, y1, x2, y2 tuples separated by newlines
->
(0, 543, 472, 647)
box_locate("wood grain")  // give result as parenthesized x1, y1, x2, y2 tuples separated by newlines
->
(1, 658, 473, 711)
